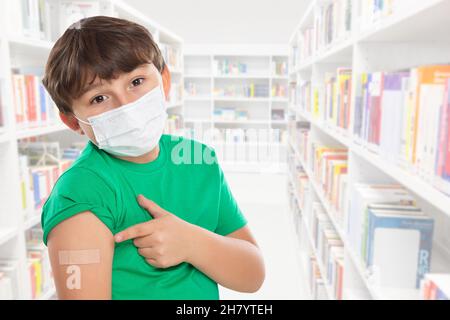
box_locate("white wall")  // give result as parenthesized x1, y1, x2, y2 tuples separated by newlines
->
(127, 0, 311, 44)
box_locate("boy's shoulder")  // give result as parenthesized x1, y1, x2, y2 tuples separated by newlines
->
(52, 141, 114, 191)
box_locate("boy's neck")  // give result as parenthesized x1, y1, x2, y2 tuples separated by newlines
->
(114, 145, 161, 164)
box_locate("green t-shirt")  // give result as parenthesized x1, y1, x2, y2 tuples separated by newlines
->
(41, 134, 247, 300)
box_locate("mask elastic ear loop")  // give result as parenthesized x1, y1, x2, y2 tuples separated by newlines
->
(74, 115, 91, 126)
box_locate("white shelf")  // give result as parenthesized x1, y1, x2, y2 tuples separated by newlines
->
(16, 123, 68, 140)
(213, 97, 270, 102)
(184, 118, 211, 123)
(0, 228, 18, 246)
(0, 129, 12, 144)
(23, 210, 42, 230)
(214, 74, 271, 79)
(271, 75, 289, 80)
(357, 0, 450, 43)
(37, 285, 56, 300)
(214, 119, 269, 125)
(168, 67, 183, 74)
(8, 35, 54, 51)
(271, 120, 288, 125)
(166, 101, 183, 109)
(271, 98, 289, 103)
(184, 96, 212, 101)
(184, 74, 212, 79)
(0, 0, 185, 301)
(299, 110, 450, 218)
(289, 130, 431, 300)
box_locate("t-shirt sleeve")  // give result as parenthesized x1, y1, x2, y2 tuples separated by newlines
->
(214, 163, 248, 236)
(41, 167, 117, 246)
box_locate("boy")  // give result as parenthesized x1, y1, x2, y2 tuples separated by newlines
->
(41, 16, 265, 300)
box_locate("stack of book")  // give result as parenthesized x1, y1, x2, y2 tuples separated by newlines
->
(160, 44, 182, 71)
(310, 143, 348, 216)
(290, 45, 299, 71)
(213, 108, 249, 121)
(299, 27, 315, 62)
(314, 0, 353, 53)
(18, 141, 83, 216)
(421, 274, 450, 300)
(210, 128, 287, 164)
(0, 80, 4, 129)
(310, 203, 345, 300)
(271, 83, 288, 98)
(322, 68, 352, 129)
(165, 114, 183, 136)
(271, 109, 285, 121)
(299, 81, 312, 114)
(272, 61, 288, 76)
(214, 83, 269, 98)
(213, 59, 248, 76)
(8, 0, 54, 41)
(26, 227, 53, 299)
(346, 183, 434, 290)
(359, 0, 396, 31)
(353, 66, 450, 196)
(167, 82, 183, 106)
(9, 0, 114, 42)
(12, 72, 58, 129)
(308, 255, 328, 300)
(288, 121, 310, 163)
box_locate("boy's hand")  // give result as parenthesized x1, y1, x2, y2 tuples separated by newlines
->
(114, 195, 198, 269)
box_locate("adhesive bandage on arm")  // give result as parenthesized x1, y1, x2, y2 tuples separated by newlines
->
(58, 249, 101, 265)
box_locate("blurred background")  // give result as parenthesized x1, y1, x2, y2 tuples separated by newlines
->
(0, 0, 449, 300)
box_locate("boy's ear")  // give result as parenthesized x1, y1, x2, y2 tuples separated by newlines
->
(59, 111, 84, 135)
(161, 64, 171, 102)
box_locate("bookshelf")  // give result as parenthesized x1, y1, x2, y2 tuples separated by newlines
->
(288, 0, 450, 300)
(183, 45, 289, 173)
(0, 0, 184, 300)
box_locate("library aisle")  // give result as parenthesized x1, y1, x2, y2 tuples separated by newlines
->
(219, 172, 306, 300)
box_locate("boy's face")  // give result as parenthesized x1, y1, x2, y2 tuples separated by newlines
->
(62, 63, 163, 145)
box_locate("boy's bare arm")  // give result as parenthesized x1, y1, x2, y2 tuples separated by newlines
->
(47, 212, 114, 299)
(187, 224, 265, 293)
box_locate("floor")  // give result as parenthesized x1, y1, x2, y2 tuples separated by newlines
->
(218, 171, 307, 300)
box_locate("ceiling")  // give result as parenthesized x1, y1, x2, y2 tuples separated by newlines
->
(126, 0, 311, 44)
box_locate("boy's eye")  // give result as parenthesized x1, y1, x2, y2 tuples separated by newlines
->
(91, 95, 107, 105)
(132, 78, 145, 87)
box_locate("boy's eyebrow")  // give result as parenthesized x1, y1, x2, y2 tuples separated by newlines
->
(78, 64, 152, 97)
(79, 82, 105, 97)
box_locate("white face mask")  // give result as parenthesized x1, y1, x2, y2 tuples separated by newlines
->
(75, 85, 168, 157)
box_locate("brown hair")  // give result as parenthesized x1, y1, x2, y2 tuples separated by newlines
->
(42, 16, 166, 114)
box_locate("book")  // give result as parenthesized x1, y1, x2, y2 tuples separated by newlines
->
(379, 71, 410, 163)
(346, 184, 415, 260)
(12, 72, 57, 129)
(410, 66, 450, 180)
(59, 0, 101, 34)
(366, 206, 434, 289)
(422, 274, 450, 300)
(435, 78, 450, 195)
(27, 227, 53, 298)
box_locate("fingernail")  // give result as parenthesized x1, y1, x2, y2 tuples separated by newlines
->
(115, 234, 123, 242)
